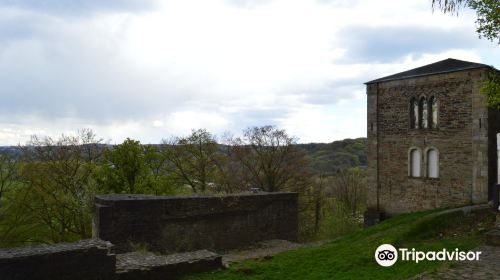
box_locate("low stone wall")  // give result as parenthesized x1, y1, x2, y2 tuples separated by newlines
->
(93, 192, 298, 253)
(0, 239, 115, 280)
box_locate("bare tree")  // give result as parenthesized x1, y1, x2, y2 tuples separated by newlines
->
(331, 168, 366, 218)
(231, 126, 310, 192)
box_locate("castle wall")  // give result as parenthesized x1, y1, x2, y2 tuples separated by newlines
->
(471, 68, 490, 203)
(488, 108, 500, 198)
(93, 192, 298, 253)
(0, 239, 115, 280)
(367, 69, 490, 215)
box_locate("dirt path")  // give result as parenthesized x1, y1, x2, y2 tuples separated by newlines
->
(411, 245, 500, 280)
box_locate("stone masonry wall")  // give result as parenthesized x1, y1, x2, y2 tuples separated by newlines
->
(488, 107, 500, 198)
(367, 68, 492, 215)
(93, 192, 298, 253)
(0, 239, 115, 280)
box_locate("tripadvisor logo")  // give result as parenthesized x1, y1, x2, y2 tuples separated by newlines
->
(374, 244, 482, 267)
(375, 244, 398, 267)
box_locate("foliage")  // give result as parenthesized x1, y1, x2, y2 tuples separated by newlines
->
(300, 138, 367, 176)
(298, 168, 366, 241)
(0, 126, 369, 247)
(468, 0, 500, 44)
(98, 138, 149, 194)
(432, 0, 499, 44)
(143, 145, 177, 195)
(0, 186, 45, 247)
(9, 130, 103, 243)
(432, 1, 500, 109)
(481, 70, 500, 109)
(185, 209, 491, 280)
(0, 154, 17, 205)
(163, 129, 225, 193)
(331, 167, 367, 218)
(98, 138, 178, 195)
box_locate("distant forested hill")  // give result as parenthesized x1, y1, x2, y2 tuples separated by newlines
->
(297, 137, 367, 175)
(0, 137, 367, 175)
(0, 146, 20, 157)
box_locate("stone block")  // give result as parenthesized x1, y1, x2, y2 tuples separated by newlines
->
(0, 239, 115, 280)
(115, 250, 222, 280)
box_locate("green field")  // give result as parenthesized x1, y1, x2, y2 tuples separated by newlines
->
(184, 207, 494, 280)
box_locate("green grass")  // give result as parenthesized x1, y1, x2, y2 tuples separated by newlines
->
(184, 208, 494, 280)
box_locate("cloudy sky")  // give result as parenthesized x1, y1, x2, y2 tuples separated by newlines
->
(1, 0, 498, 145)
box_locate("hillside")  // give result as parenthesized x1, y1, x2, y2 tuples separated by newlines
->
(299, 137, 367, 175)
(0, 138, 368, 174)
(185, 207, 495, 280)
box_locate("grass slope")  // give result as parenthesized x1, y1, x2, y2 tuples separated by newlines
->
(184, 208, 494, 280)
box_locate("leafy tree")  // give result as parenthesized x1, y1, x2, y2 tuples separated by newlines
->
(98, 138, 149, 194)
(14, 129, 103, 243)
(481, 70, 500, 109)
(432, 0, 499, 43)
(432, 1, 500, 108)
(143, 145, 176, 195)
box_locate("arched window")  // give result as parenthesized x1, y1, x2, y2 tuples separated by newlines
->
(409, 148, 421, 177)
(429, 96, 437, 128)
(411, 98, 419, 129)
(419, 97, 427, 129)
(427, 148, 439, 178)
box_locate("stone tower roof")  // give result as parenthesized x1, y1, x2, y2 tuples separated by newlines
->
(365, 58, 491, 84)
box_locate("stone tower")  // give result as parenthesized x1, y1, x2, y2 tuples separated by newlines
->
(364, 58, 500, 225)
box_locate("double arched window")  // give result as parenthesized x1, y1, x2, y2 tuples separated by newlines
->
(410, 96, 437, 129)
(408, 147, 439, 178)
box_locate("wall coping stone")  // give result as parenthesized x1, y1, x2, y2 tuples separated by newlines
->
(95, 192, 297, 202)
(0, 239, 113, 259)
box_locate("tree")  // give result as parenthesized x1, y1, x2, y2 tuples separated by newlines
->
(231, 126, 310, 192)
(0, 154, 17, 206)
(16, 129, 103, 242)
(142, 145, 177, 195)
(331, 168, 367, 218)
(163, 129, 224, 193)
(432, 0, 499, 44)
(215, 137, 247, 194)
(98, 138, 149, 194)
(433, 1, 500, 109)
(481, 70, 500, 109)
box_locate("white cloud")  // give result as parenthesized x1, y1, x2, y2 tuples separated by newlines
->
(0, 0, 497, 145)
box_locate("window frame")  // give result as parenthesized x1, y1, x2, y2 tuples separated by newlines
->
(428, 96, 438, 129)
(425, 147, 439, 179)
(408, 147, 422, 178)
